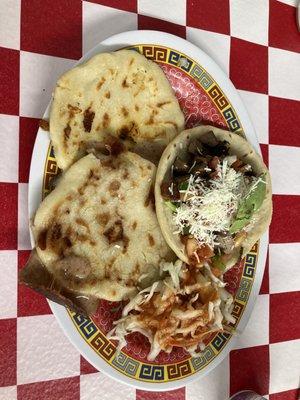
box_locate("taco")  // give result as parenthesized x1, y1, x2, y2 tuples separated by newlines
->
(155, 126, 272, 273)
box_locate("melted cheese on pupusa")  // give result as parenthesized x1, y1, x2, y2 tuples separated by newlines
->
(173, 160, 248, 249)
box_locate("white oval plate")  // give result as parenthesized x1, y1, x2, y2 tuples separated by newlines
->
(28, 30, 268, 391)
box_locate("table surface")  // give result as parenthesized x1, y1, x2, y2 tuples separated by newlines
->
(0, 1, 299, 399)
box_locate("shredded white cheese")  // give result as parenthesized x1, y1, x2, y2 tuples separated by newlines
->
(173, 161, 248, 248)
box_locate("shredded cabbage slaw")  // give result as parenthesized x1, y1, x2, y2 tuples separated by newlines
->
(108, 259, 235, 360)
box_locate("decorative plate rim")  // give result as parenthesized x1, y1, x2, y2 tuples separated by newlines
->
(28, 30, 268, 391)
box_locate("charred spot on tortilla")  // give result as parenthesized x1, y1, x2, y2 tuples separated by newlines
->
(122, 169, 129, 179)
(146, 109, 158, 126)
(103, 220, 124, 244)
(64, 237, 72, 248)
(67, 104, 82, 118)
(96, 212, 110, 226)
(37, 229, 47, 250)
(157, 101, 171, 108)
(96, 77, 106, 91)
(109, 138, 125, 156)
(121, 107, 129, 117)
(83, 107, 95, 132)
(77, 233, 89, 243)
(122, 77, 129, 88)
(148, 234, 155, 247)
(102, 112, 110, 129)
(39, 119, 49, 131)
(64, 124, 71, 140)
(145, 184, 155, 210)
(118, 126, 130, 140)
(51, 223, 62, 241)
(122, 236, 130, 253)
(105, 91, 110, 99)
(75, 218, 89, 229)
(108, 180, 121, 196)
(146, 114, 155, 126)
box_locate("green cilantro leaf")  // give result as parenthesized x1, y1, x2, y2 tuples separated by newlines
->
(179, 181, 189, 191)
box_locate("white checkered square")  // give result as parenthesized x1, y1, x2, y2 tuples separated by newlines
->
(269, 243, 300, 294)
(186, 27, 230, 74)
(83, 1, 137, 55)
(269, 145, 300, 195)
(230, 0, 269, 46)
(20, 51, 74, 118)
(238, 90, 268, 144)
(270, 339, 300, 394)
(80, 372, 135, 400)
(17, 314, 80, 384)
(0, 250, 17, 319)
(234, 294, 270, 349)
(277, 0, 298, 5)
(0, 114, 19, 183)
(138, 0, 186, 26)
(186, 357, 229, 400)
(0, 385, 17, 400)
(18, 183, 31, 250)
(269, 47, 300, 101)
(0, 0, 20, 50)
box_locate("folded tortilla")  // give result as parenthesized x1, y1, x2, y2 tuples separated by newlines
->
(155, 125, 272, 269)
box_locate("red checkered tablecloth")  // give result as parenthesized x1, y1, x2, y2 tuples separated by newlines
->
(0, 1, 299, 399)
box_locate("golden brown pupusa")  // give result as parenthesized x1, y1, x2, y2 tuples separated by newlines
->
(50, 50, 184, 169)
(29, 152, 174, 303)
